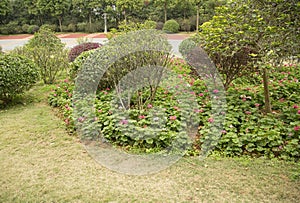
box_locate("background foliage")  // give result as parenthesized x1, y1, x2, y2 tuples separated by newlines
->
(0, 0, 226, 34)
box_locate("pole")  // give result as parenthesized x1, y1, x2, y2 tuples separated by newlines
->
(103, 13, 107, 33)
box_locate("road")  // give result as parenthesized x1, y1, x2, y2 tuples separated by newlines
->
(0, 33, 189, 57)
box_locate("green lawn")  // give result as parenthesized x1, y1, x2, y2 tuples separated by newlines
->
(0, 84, 299, 202)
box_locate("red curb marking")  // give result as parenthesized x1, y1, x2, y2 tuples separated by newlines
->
(59, 33, 89, 38)
(91, 33, 107, 38)
(166, 34, 190, 40)
(0, 34, 32, 40)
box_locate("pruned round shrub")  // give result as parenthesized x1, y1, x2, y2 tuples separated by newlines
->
(143, 20, 157, 29)
(179, 38, 197, 57)
(0, 54, 39, 101)
(163, 19, 180, 33)
(68, 42, 102, 62)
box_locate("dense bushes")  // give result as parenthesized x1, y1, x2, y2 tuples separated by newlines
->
(0, 54, 39, 101)
(68, 42, 102, 62)
(163, 19, 180, 33)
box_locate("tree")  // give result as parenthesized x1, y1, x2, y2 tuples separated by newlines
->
(48, 0, 72, 32)
(73, 0, 104, 28)
(153, 0, 168, 22)
(251, 0, 300, 113)
(193, 0, 300, 113)
(116, 0, 143, 22)
(24, 0, 48, 25)
(0, 0, 10, 24)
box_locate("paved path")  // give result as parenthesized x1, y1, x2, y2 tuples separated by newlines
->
(0, 33, 190, 56)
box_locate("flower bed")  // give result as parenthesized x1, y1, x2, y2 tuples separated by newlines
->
(49, 59, 300, 160)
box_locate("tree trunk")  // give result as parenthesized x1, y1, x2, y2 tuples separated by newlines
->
(196, 6, 199, 32)
(58, 17, 63, 32)
(89, 13, 92, 30)
(263, 68, 272, 113)
(164, 1, 167, 22)
(124, 10, 127, 23)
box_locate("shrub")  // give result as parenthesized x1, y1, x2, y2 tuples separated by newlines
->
(24, 27, 69, 84)
(0, 22, 21, 34)
(0, 54, 39, 102)
(60, 25, 68, 32)
(76, 22, 87, 32)
(40, 24, 57, 32)
(163, 19, 180, 33)
(22, 24, 30, 33)
(27, 25, 39, 34)
(67, 23, 77, 32)
(179, 38, 197, 57)
(68, 42, 102, 62)
(0, 26, 9, 35)
(179, 19, 191, 32)
(85, 23, 100, 33)
(143, 20, 157, 29)
(70, 49, 97, 79)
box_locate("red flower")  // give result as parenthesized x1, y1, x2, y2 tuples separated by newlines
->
(298, 110, 300, 114)
(173, 106, 179, 111)
(208, 118, 214, 123)
(194, 109, 203, 113)
(139, 115, 146, 119)
(213, 89, 219, 94)
(294, 126, 300, 131)
(245, 111, 251, 115)
(255, 103, 260, 107)
(120, 119, 128, 125)
(199, 93, 204, 97)
(64, 118, 70, 125)
(169, 116, 177, 120)
(293, 105, 299, 109)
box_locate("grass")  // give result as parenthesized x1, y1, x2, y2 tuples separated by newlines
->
(0, 84, 299, 202)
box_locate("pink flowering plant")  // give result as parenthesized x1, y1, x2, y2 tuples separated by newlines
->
(49, 53, 300, 160)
